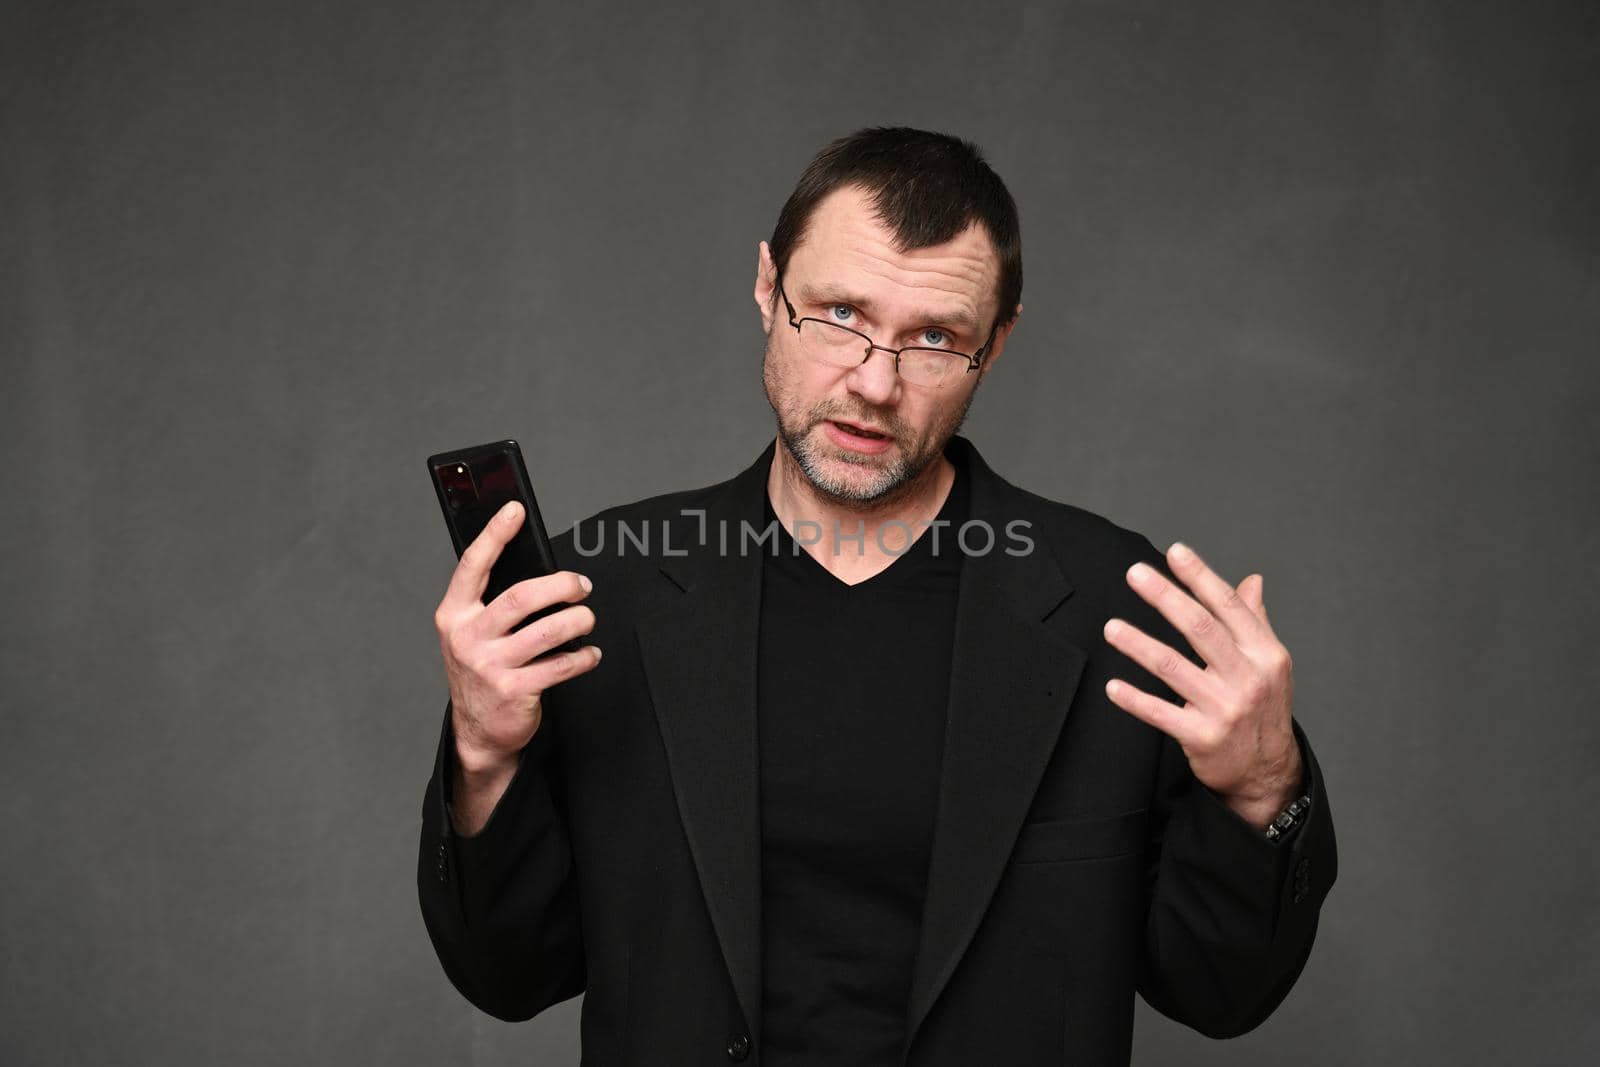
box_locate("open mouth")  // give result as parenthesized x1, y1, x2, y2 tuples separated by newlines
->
(830, 420, 889, 440)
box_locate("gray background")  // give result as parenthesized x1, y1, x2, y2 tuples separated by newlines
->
(3, 0, 1596, 1063)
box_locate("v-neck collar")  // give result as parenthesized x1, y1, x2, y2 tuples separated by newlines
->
(761, 444, 970, 591)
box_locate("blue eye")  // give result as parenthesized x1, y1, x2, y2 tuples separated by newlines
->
(830, 305, 854, 323)
(921, 328, 950, 347)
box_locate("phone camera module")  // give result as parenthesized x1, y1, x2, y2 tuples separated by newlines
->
(436, 461, 477, 512)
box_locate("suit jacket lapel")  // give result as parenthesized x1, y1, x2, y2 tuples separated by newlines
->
(899, 437, 1088, 1061)
(634, 441, 775, 1040)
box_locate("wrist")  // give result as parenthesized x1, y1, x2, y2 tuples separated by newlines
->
(454, 735, 521, 781)
(449, 709, 522, 780)
(448, 741, 521, 839)
(1222, 751, 1306, 832)
(1222, 767, 1299, 831)
(1225, 787, 1298, 833)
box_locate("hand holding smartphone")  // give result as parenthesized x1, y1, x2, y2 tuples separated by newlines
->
(427, 441, 600, 806)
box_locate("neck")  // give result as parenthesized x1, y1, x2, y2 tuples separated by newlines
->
(765, 437, 956, 579)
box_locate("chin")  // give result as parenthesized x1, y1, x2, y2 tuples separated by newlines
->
(806, 438, 912, 502)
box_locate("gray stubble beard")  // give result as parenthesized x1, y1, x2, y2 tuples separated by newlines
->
(761, 335, 977, 509)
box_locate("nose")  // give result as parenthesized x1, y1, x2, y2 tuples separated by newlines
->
(845, 343, 901, 406)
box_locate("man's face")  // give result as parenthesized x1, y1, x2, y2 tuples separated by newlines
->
(755, 184, 1017, 506)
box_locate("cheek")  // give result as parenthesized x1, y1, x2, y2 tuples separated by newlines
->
(907, 397, 969, 446)
(907, 398, 952, 431)
(762, 341, 793, 389)
(763, 349, 815, 414)
(771, 355, 835, 403)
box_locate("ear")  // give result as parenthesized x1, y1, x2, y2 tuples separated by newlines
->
(975, 302, 1022, 384)
(754, 241, 778, 334)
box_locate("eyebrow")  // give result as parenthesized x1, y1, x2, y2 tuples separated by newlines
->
(794, 282, 982, 337)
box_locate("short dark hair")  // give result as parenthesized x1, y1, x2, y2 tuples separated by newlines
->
(768, 127, 1022, 328)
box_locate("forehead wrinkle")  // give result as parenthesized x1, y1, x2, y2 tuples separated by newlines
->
(838, 224, 992, 282)
(850, 255, 989, 330)
(849, 252, 991, 297)
(787, 242, 991, 319)
(794, 280, 981, 334)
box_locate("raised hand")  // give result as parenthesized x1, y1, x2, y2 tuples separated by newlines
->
(434, 500, 602, 778)
(1101, 542, 1302, 831)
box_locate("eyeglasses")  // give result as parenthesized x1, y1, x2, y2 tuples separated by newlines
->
(776, 273, 999, 390)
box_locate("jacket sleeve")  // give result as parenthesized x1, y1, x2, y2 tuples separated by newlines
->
(1129, 542, 1338, 1037)
(416, 697, 586, 1021)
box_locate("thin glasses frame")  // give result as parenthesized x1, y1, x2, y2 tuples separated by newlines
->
(776, 272, 1000, 386)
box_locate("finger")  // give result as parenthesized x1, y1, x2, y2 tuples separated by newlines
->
(499, 601, 597, 665)
(442, 501, 524, 612)
(1125, 560, 1248, 674)
(1102, 618, 1223, 711)
(1166, 542, 1270, 644)
(1237, 573, 1277, 635)
(479, 570, 593, 641)
(512, 643, 604, 694)
(1104, 677, 1200, 744)
(1239, 573, 1265, 618)
(1252, 574, 1272, 627)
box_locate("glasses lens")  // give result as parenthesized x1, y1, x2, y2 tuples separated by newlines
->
(794, 321, 966, 387)
(797, 320, 871, 368)
(898, 348, 963, 388)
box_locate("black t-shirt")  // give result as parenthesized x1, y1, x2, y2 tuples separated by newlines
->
(756, 451, 970, 1064)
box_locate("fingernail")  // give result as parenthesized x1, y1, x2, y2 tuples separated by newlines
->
(579, 574, 592, 593)
(1129, 562, 1153, 581)
(1170, 542, 1192, 560)
(1104, 619, 1123, 638)
(502, 502, 521, 521)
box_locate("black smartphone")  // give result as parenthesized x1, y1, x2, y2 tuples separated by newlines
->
(427, 439, 580, 650)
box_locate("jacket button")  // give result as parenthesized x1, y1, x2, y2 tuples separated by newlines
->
(726, 1032, 751, 1061)
(436, 842, 450, 884)
(1292, 857, 1311, 903)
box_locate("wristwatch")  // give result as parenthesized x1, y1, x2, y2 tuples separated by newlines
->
(1264, 792, 1312, 844)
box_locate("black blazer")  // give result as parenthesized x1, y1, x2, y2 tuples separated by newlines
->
(418, 434, 1336, 1066)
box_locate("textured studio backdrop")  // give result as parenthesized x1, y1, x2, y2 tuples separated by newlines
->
(2, 1, 1596, 1064)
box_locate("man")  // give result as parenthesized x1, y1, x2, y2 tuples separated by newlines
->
(419, 127, 1335, 1066)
